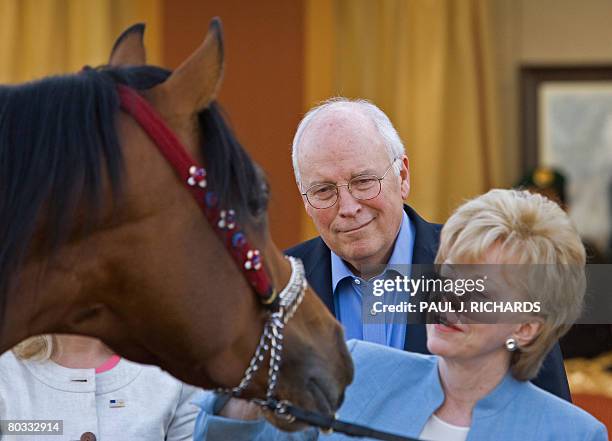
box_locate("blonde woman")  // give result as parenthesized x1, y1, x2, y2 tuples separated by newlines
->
(194, 189, 607, 441)
(0, 334, 201, 440)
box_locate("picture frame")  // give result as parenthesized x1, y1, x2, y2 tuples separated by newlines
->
(520, 65, 612, 251)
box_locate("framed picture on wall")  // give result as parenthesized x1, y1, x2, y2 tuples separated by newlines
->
(521, 65, 612, 253)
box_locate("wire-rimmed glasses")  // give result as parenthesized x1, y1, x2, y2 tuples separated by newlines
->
(302, 158, 400, 209)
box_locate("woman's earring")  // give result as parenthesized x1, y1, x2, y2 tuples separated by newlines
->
(505, 337, 518, 352)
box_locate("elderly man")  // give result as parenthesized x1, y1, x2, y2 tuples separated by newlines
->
(286, 97, 571, 401)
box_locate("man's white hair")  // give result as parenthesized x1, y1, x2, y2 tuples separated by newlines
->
(291, 97, 406, 186)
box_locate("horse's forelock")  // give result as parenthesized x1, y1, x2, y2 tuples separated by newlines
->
(197, 102, 270, 229)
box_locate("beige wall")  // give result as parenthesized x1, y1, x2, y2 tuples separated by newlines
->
(491, 0, 612, 185)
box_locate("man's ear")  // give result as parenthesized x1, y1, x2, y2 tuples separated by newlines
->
(512, 320, 543, 348)
(301, 188, 318, 218)
(300, 187, 312, 213)
(399, 155, 410, 200)
(109, 23, 146, 67)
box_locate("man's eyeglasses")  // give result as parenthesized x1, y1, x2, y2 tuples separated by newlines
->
(302, 158, 400, 209)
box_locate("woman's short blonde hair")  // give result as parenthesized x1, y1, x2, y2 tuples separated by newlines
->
(12, 335, 54, 361)
(436, 189, 586, 381)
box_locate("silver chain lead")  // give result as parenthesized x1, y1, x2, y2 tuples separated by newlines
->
(216, 256, 307, 400)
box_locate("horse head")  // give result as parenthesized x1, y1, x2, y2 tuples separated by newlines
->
(0, 19, 352, 422)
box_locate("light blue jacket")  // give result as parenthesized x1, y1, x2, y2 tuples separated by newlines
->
(193, 340, 607, 441)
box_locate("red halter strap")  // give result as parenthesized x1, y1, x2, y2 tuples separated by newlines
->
(117, 84, 275, 302)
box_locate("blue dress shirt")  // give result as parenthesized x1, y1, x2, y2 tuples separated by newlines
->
(331, 211, 415, 349)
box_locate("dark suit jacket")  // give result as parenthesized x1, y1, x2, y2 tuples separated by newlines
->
(286, 204, 572, 401)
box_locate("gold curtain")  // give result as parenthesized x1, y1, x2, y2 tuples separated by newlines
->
(304, 0, 502, 239)
(0, 0, 161, 84)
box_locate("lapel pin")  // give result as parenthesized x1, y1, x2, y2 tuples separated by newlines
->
(109, 399, 126, 408)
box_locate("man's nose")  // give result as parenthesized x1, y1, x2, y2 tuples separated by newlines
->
(337, 185, 361, 217)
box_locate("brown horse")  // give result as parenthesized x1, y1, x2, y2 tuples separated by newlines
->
(0, 20, 352, 419)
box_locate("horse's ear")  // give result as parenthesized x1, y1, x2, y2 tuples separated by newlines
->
(109, 23, 147, 67)
(156, 17, 224, 115)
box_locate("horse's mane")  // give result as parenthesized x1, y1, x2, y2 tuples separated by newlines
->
(0, 65, 269, 319)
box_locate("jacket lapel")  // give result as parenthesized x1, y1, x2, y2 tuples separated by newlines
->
(405, 204, 441, 265)
(299, 238, 335, 315)
(403, 205, 442, 353)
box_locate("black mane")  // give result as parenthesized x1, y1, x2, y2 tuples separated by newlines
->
(0, 65, 269, 319)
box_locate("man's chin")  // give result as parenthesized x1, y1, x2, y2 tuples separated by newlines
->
(340, 245, 376, 265)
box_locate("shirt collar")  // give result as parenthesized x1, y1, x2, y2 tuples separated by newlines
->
(386, 210, 414, 275)
(331, 210, 413, 292)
